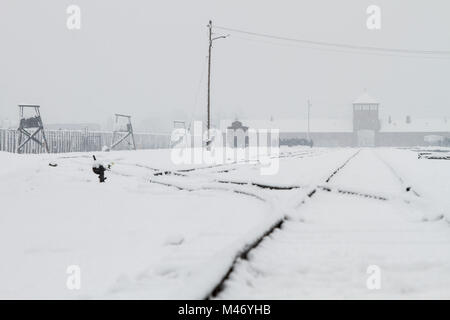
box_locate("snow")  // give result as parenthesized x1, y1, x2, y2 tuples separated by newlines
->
(0, 150, 271, 299)
(219, 191, 450, 299)
(375, 148, 450, 221)
(214, 148, 355, 187)
(218, 149, 450, 299)
(329, 149, 404, 196)
(0, 147, 322, 299)
(1, 147, 450, 299)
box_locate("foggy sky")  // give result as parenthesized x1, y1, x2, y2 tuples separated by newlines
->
(1, 0, 449, 132)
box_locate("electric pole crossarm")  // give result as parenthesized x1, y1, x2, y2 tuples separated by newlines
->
(212, 36, 228, 41)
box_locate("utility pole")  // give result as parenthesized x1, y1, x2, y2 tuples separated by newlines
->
(206, 20, 228, 147)
(207, 20, 212, 144)
(307, 99, 311, 142)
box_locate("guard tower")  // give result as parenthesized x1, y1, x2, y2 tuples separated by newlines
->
(173, 120, 186, 131)
(16, 104, 49, 153)
(171, 120, 188, 148)
(110, 114, 136, 150)
(353, 91, 380, 147)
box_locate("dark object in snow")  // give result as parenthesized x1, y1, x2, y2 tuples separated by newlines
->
(92, 155, 107, 183)
(418, 152, 450, 160)
(48, 163, 58, 167)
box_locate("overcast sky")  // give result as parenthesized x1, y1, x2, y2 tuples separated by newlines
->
(1, 0, 449, 132)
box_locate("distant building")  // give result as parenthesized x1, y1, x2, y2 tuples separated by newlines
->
(221, 91, 450, 147)
(352, 91, 380, 147)
(226, 120, 249, 148)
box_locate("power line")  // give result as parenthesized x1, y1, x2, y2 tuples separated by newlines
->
(229, 34, 450, 60)
(214, 25, 450, 57)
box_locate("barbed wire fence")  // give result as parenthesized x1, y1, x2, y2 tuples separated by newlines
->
(0, 128, 170, 154)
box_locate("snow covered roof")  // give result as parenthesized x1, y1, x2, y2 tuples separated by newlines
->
(220, 118, 353, 133)
(380, 117, 450, 133)
(353, 92, 378, 104)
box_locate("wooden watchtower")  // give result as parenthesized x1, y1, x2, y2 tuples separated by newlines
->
(110, 114, 136, 150)
(16, 104, 49, 153)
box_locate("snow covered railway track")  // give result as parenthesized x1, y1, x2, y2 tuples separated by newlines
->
(374, 151, 421, 197)
(317, 185, 388, 201)
(112, 148, 324, 183)
(216, 180, 305, 190)
(373, 151, 443, 221)
(112, 161, 304, 198)
(204, 150, 361, 300)
(102, 148, 327, 185)
(205, 149, 450, 299)
(176, 149, 319, 174)
(325, 149, 361, 183)
(147, 177, 268, 202)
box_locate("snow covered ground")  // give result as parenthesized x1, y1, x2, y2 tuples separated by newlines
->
(219, 149, 450, 299)
(0, 147, 449, 299)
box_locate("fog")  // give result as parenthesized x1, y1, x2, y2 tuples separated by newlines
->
(0, 0, 449, 132)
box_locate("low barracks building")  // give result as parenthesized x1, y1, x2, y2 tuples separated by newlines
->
(222, 92, 450, 147)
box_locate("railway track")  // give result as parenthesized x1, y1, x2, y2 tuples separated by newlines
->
(112, 147, 322, 177)
(106, 148, 327, 201)
(204, 149, 362, 299)
(203, 148, 437, 299)
(102, 147, 439, 298)
(53, 147, 449, 298)
(374, 150, 421, 197)
(59, 147, 447, 298)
